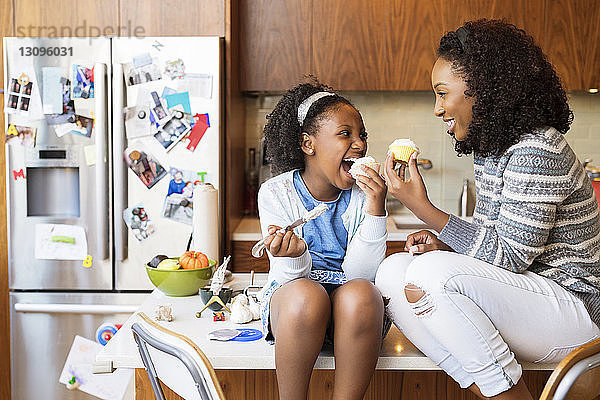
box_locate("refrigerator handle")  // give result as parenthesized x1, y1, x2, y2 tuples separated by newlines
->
(112, 62, 127, 262)
(14, 303, 139, 314)
(95, 62, 109, 260)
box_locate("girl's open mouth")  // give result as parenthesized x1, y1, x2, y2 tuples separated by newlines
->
(341, 159, 356, 178)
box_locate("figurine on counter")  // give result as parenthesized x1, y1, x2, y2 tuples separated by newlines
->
(154, 304, 173, 322)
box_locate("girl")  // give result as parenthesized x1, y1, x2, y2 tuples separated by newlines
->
(376, 20, 600, 400)
(258, 81, 388, 400)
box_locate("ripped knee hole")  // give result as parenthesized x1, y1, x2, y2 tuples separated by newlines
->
(404, 284, 434, 316)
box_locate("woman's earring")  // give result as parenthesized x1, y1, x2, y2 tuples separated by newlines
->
(308, 149, 314, 154)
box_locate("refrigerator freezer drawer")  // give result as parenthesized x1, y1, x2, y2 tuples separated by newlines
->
(10, 292, 146, 400)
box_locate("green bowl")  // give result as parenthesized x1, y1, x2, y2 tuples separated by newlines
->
(145, 259, 217, 297)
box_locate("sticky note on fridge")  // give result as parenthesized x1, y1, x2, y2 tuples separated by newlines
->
(35, 224, 87, 260)
(84, 145, 97, 166)
(51, 235, 75, 244)
(42, 67, 63, 114)
(178, 73, 213, 98)
(59, 335, 133, 400)
(165, 92, 191, 114)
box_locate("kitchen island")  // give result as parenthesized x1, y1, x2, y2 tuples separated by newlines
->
(96, 273, 556, 400)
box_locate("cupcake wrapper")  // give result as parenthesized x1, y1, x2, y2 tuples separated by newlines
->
(390, 146, 417, 163)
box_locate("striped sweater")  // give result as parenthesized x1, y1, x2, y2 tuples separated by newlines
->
(438, 126, 600, 328)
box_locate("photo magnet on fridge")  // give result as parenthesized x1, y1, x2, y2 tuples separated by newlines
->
(6, 124, 36, 148)
(5, 67, 43, 118)
(161, 168, 205, 225)
(45, 77, 76, 125)
(153, 114, 191, 152)
(148, 91, 171, 128)
(53, 115, 94, 138)
(124, 106, 152, 139)
(124, 145, 167, 189)
(123, 204, 156, 241)
(123, 59, 162, 87)
(71, 64, 94, 99)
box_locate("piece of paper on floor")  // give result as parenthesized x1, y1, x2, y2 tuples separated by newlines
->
(59, 335, 133, 400)
(84, 145, 96, 166)
(42, 67, 63, 114)
(35, 224, 87, 260)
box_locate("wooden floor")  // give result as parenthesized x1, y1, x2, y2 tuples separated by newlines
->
(134, 368, 581, 399)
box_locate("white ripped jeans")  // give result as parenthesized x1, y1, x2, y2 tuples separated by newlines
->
(375, 251, 600, 397)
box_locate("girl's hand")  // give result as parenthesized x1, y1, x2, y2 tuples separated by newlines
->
(404, 230, 453, 254)
(264, 225, 307, 258)
(382, 152, 429, 212)
(355, 164, 387, 216)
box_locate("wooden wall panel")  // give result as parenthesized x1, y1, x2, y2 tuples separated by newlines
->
(240, 0, 312, 91)
(312, 0, 443, 90)
(231, 240, 269, 272)
(545, 0, 600, 90)
(136, 368, 566, 399)
(14, 0, 119, 36)
(224, 0, 246, 259)
(120, 0, 224, 37)
(440, 0, 545, 47)
(0, 0, 14, 397)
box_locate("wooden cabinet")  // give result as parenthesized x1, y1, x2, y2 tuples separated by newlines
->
(545, 0, 600, 90)
(240, 0, 312, 91)
(312, 0, 443, 90)
(240, 0, 600, 91)
(230, 240, 406, 273)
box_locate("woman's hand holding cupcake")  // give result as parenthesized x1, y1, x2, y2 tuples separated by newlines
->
(382, 148, 450, 233)
(383, 151, 429, 212)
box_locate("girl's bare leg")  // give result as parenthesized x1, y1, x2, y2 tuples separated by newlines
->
(330, 279, 384, 400)
(270, 278, 331, 400)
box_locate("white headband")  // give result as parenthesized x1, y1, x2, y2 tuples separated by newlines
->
(297, 91, 336, 126)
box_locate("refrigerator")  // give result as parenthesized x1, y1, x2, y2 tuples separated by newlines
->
(3, 36, 223, 400)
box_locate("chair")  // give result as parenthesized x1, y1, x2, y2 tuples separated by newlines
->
(539, 337, 600, 400)
(131, 312, 226, 400)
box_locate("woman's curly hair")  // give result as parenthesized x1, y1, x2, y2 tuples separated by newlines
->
(263, 78, 354, 175)
(438, 19, 573, 157)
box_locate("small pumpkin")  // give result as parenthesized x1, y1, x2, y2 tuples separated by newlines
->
(179, 251, 210, 269)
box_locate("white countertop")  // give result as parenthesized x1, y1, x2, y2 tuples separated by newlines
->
(233, 216, 426, 242)
(96, 273, 553, 371)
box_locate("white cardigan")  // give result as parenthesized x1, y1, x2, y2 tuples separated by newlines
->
(257, 170, 388, 293)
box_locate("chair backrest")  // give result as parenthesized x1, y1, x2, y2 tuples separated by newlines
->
(131, 312, 226, 400)
(539, 337, 600, 400)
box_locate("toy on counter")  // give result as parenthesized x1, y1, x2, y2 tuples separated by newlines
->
(197, 255, 232, 315)
(230, 293, 260, 324)
(66, 375, 80, 391)
(95, 323, 122, 346)
(154, 304, 174, 322)
(213, 312, 226, 322)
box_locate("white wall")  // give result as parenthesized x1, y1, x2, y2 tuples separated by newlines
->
(245, 92, 600, 214)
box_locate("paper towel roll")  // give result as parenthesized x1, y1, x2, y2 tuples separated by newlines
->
(191, 183, 220, 263)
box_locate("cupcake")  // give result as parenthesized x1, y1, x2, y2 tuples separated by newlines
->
(388, 139, 419, 164)
(348, 156, 380, 179)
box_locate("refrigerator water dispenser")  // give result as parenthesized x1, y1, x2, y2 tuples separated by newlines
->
(25, 146, 81, 218)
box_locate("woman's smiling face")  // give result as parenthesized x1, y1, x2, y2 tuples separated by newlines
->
(304, 103, 367, 191)
(431, 57, 475, 141)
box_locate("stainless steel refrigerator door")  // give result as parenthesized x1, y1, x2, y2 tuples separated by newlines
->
(10, 292, 144, 400)
(111, 37, 222, 290)
(4, 38, 113, 290)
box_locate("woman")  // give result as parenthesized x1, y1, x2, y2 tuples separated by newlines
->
(376, 19, 600, 399)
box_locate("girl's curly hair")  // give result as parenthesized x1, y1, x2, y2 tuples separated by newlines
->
(438, 19, 573, 157)
(263, 78, 354, 175)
